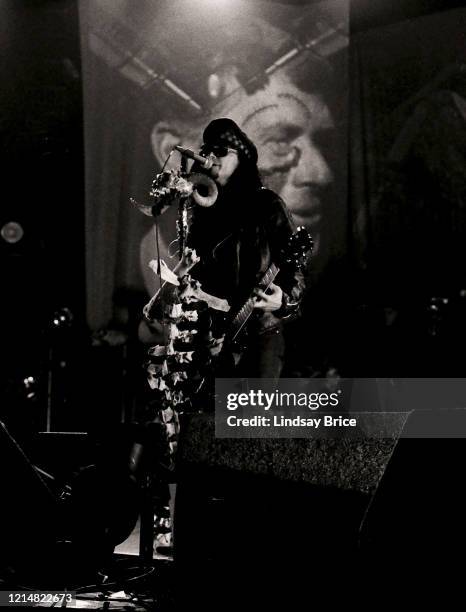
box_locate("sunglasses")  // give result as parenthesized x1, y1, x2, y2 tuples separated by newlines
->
(199, 144, 238, 158)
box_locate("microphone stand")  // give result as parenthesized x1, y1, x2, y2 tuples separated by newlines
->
(178, 155, 189, 260)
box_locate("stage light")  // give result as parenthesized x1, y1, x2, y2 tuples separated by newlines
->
(1, 221, 24, 244)
(198, 0, 233, 4)
(23, 376, 37, 400)
(193, 0, 239, 14)
(51, 307, 74, 329)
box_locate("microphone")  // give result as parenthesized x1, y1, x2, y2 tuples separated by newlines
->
(174, 145, 214, 170)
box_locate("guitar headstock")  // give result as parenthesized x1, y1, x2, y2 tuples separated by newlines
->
(282, 226, 314, 270)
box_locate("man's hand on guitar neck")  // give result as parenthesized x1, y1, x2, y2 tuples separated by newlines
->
(253, 282, 283, 312)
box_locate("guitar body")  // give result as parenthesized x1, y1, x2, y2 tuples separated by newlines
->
(196, 226, 313, 397)
(143, 226, 313, 451)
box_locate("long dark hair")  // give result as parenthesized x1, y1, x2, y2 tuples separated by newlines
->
(225, 155, 263, 195)
(188, 155, 263, 252)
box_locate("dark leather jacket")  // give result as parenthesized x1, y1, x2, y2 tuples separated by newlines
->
(188, 187, 306, 333)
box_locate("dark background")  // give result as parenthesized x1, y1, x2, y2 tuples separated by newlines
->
(1, 2, 466, 601)
(1, 0, 465, 435)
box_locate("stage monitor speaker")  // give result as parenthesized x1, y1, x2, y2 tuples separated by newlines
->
(359, 409, 466, 567)
(0, 421, 61, 567)
(0, 423, 144, 586)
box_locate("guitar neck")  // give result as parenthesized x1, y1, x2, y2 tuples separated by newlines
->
(229, 263, 279, 341)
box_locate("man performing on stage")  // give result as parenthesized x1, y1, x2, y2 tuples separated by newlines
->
(139, 117, 310, 479)
(144, 117, 308, 386)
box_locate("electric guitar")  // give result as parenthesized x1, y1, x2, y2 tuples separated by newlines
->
(230, 227, 312, 344)
(200, 226, 313, 383)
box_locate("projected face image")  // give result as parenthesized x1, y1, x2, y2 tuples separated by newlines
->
(149, 70, 336, 262)
(222, 71, 335, 254)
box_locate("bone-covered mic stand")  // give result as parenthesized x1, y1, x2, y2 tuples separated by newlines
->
(177, 155, 189, 260)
